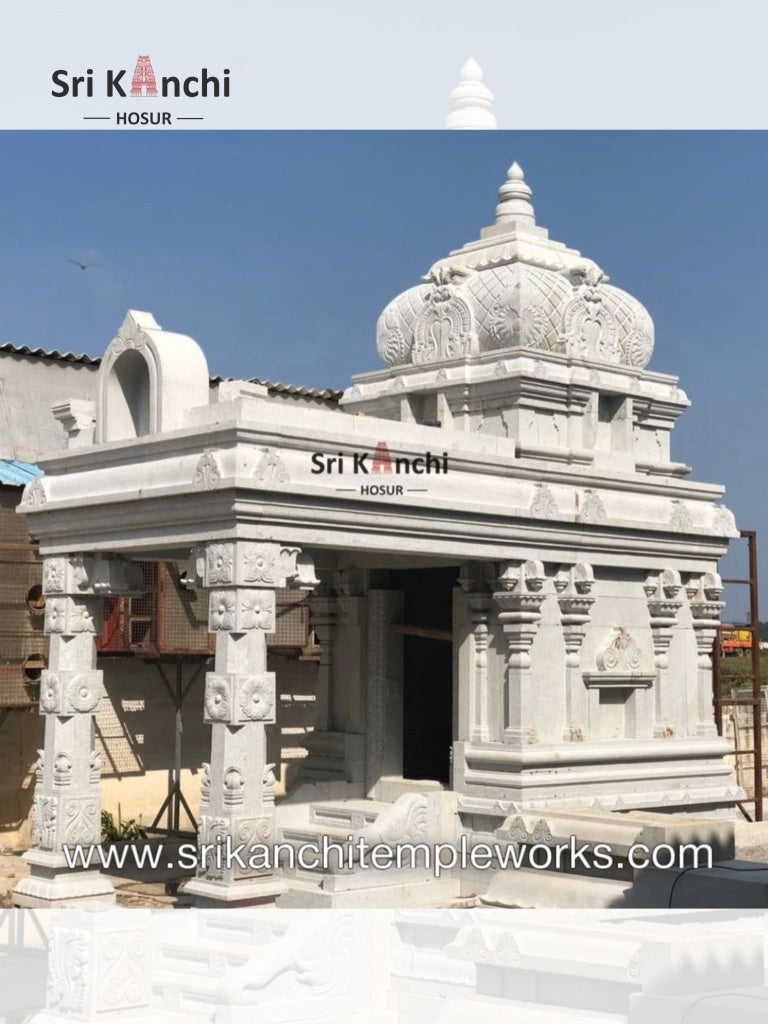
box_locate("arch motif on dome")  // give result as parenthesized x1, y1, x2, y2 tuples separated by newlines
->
(411, 267, 475, 364)
(562, 269, 621, 362)
(412, 293, 473, 363)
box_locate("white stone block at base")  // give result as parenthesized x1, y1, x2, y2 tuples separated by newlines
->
(482, 867, 631, 909)
(12, 868, 116, 908)
(277, 876, 459, 908)
(180, 876, 287, 907)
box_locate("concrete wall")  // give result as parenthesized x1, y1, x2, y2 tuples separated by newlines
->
(0, 354, 98, 461)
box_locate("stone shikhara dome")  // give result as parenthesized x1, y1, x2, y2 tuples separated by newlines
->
(376, 163, 654, 371)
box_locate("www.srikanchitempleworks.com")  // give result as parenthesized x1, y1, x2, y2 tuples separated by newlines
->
(61, 834, 714, 877)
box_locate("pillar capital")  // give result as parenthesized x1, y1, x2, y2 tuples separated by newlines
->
(42, 553, 144, 597)
(196, 540, 309, 590)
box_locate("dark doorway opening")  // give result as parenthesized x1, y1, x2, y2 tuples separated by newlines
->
(389, 567, 457, 785)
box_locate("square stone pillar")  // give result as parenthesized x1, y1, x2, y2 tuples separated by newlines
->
(182, 541, 315, 906)
(493, 560, 546, 747)
(457, 562, 496, 745)
(14, 555, 144, 909)
(688, 572, 725, 738)
(30, 907, 162, 1024)
(644, 569, 683, 739)
(554, 562, 595, 742)
(365, 589, 404, 797)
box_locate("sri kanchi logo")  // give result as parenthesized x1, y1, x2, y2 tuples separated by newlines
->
(51, 54, 231, 126)
(310, 442, 449, 497)
(51, 56, 230, 100)
(130, 55, 158, 97)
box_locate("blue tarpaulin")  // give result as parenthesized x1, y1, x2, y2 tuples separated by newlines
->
(0, 459, 43, 487)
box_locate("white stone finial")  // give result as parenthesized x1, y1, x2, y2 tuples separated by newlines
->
(446, 57, 497, 130)
(494, 161, 536, 228)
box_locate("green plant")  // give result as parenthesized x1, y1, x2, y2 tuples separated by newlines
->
(101, 808, 146, 844)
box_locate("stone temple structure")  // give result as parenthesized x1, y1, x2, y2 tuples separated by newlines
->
(12, 160, 744, 909)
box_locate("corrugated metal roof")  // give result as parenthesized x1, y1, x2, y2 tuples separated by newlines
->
(0, 459, 43, 487)
(249, 377, 342, 403)
(0, 341, 100, 366)
(0, 341, 342, 403)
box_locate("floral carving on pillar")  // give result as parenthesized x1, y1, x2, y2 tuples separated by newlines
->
(48, 927, 89, 1012)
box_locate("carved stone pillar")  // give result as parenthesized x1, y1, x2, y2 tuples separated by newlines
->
(307, 594, 337, 736)
(183, 540, 314, 906)
(688, 572, 724, 738)
(457, 563, 494, 744)
(645, 569, 683, 738)
(13, 555, 143, 909)
(365, 588, 404, 797)
(554, 562, 595, 742)
(30, 907, 162, 1024)
(493, 560, 546, 747)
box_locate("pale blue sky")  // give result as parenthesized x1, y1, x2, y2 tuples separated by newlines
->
(1, 130, 765, 612)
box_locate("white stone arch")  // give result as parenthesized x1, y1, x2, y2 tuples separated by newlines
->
(96, 309, 210, 443)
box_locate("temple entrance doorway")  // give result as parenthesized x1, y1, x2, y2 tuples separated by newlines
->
(389, 566, 457, 786)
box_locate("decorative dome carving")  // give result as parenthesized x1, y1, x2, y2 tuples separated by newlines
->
(375, 164, 655, 371)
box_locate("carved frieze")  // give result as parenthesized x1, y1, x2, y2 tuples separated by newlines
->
(20, 477, 47, 510)
(193, 450, 221, 490)
(579, 489, 606, 524)
(584, 628, 654, 690)
(254, 447, 289, 488)
(529, 482, 559, 518)
(669, 500, 693, 532)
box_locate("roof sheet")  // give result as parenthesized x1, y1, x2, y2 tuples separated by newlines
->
(0, 459, 43, 487)
(0, 341, 341, 403)
(0, 341, 100, 366)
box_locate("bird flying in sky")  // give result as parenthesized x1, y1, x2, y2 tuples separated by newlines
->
(67, 258, 100, 271)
